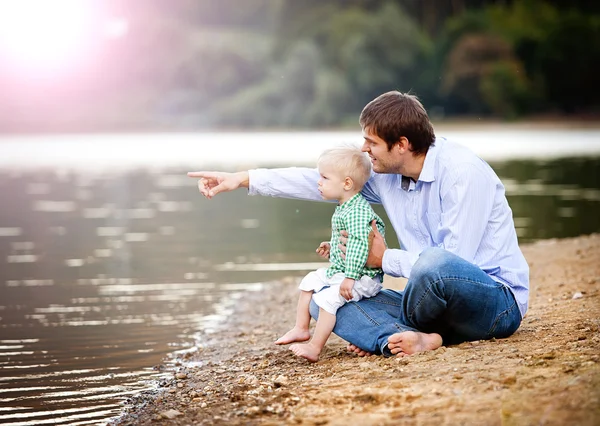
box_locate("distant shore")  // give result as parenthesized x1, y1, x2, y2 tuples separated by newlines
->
(2, 115, 600, 136)
(112, 234, 600, 425)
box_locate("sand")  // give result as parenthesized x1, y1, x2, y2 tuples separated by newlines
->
(112, 234, 600, 425)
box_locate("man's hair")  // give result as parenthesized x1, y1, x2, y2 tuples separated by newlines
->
(359, 91, 436, 155)
(317, 144, 372, 190)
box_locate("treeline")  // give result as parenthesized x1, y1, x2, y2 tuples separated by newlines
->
(2, 0, 599, 132)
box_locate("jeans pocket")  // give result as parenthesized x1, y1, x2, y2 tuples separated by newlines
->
(486, 297, 521, 339)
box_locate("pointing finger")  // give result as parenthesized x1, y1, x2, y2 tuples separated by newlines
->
(187, 171, 218, 179)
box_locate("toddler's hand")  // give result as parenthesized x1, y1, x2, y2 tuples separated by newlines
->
(340, 278, 355, 301)
(315, 242, 330, 259)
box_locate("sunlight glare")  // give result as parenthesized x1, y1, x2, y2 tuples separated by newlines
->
(0, 0, 91, 70)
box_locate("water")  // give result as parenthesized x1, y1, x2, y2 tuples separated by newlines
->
(0, 129, 599, 425)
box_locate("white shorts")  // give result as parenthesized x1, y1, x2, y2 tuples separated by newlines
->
(298, 267, 382, 315)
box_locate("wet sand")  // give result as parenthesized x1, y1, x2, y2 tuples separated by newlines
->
(112, 234, 600, 425)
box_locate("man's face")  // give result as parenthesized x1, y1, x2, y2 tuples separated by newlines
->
(361, 128, 399, 174)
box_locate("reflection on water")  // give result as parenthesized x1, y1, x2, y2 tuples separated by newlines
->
(0, 132, 599, 425)
(494, 157, 600, 240)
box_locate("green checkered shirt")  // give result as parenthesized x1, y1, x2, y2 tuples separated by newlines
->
(327, 193, 386, 280)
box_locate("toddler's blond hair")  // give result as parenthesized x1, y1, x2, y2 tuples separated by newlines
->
(317, 144, 372, 190)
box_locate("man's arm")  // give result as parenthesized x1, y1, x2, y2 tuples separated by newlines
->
(189, 168, 384, 204)
(188, 168, 323, 201)
(360, 175, 382, 204)
(248, 168, 323, 201)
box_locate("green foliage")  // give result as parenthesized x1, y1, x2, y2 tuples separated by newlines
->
(479, 60, 531, 119)
(2, 0, 600, 132)
(437, 0, 600, 116)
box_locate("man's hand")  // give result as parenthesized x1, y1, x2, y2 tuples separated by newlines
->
(187, 171, 249, 199)
(340, 278, 355, 301)
(315, 242, 331, 259)
(338, 220, 385, 268)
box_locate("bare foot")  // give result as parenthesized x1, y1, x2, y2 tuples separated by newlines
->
(274, 327, 310, 345)
(346, 343, 372, 357)
(387, 331, 442, 357)
(290, 343, 321, 362)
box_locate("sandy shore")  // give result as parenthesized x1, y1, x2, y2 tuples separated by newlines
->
(112, 234, 600, 425)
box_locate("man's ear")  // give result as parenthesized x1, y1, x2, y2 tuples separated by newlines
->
(396, 136, 410, 153)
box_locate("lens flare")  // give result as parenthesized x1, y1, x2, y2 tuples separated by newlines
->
(0, 0, 92, 71)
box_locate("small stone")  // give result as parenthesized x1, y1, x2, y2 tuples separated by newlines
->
(175, 372, 187, 380)
(160, 409, 182, 419)
(245, 406, 260, 416)
(572, 292, 583, 299)
(201, 402, 208, 408)
(501, 374, 517, 385)
(274, 375, 289, 387)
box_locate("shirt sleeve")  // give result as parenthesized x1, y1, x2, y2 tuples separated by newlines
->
(343, 206, 373, 280)
(248, 168, 323, 201)
(382, 249, 420, 278)
(360, 174, 382, 204)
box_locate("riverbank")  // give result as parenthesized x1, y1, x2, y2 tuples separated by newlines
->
(2, 115, 600, 136)
(112, 234, 600, 426)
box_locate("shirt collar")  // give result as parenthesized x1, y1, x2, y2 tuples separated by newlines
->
(337, 193, 362, 210)
(418, 137, 443, 183)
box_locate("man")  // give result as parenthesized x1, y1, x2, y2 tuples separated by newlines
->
(188, 91, 529, 357)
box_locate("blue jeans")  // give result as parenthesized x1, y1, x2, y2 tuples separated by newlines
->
(309, 248, 522, 356)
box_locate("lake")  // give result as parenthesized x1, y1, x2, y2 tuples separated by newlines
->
(0, 128, 599, 425)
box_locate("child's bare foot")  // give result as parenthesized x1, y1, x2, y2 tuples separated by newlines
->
(274, 327, 310, 345)
(346, 344, 372, 357)
(387, 331, 442, 357)
(289, 342, 321, 362)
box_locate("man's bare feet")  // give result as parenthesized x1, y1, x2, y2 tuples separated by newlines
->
(346, 344, 372, 357)
(290, 342, 321, 362)
(387, 331, 442, 357)
(274, 327, 310, 345)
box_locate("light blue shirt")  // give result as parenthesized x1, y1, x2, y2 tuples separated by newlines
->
(248, 137, 529, 317)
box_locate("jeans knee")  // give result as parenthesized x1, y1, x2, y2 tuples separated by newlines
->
(411, 247, 450, 282)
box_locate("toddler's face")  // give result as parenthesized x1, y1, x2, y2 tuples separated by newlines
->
(317, 165, 347, 201)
